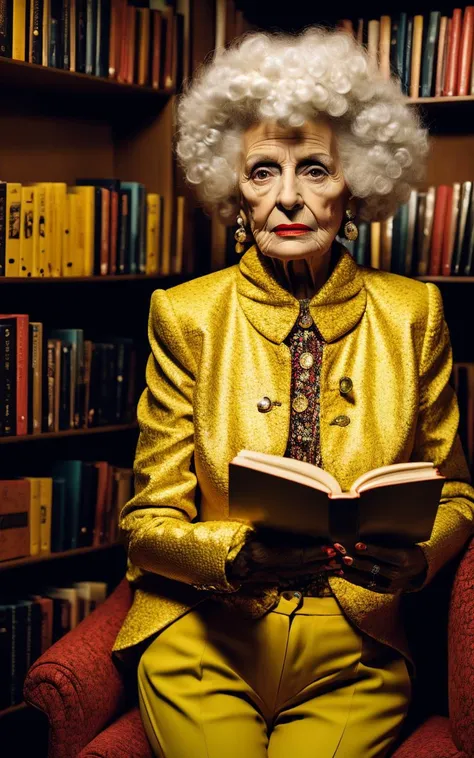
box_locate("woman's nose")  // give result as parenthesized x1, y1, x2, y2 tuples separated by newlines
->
(277, 171, 303, 211)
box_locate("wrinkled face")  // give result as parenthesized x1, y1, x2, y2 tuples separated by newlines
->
(239, 118, 348, 260)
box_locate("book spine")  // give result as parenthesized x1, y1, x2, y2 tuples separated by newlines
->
(421, 12, 440, 97)
(441, 184, 459, 275)
(46, 338, 55, 431)
(429, 185, 450, 276)
(97, 0, 110, 77)
(2, 321, 16, 435)
(28, 322, 43, 434)
(109, 189, 118, 275)
(69, 0, 76, 70)
(370, 221, 381, 268)
(12, 0, 26, 60)
(379, 15, 391, 80)
(62, 0, 70, 69)
(126, 5, 135, 84)
(410, 15, 424, 98)
(30, 0, 43, 64)
(6, 183, 21, 277)
(452, 181, 472, 274)
(457, 6, 474, 95)
(76, 0, 86, 72)
(395, 13, 407, 84)
(402, 17, 413, 95)
(434, 17, 448, 96)
(16, 315, 29, 436)
(0, 0, 13, 58)
(85, 0, 95, 75)
(19, 186, 35, 278)
(151, 10, 161, 89)
(100, 188, 109, 274)
(443, 8, 462, 96)
(0, 182, 6, 277)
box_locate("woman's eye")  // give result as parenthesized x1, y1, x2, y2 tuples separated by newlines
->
(252, 168, 273, 181)
(305, 166, 327, 179)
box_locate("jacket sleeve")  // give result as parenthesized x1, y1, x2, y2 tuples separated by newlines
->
(414, 283, 474, 586)
(119, 288, 253, 592)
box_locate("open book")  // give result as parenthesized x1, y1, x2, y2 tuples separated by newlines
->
(228, 450, 445, 547)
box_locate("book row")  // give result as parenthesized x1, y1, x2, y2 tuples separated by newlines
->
(0, 461, 132, 562)
(0, 580, 108, 710)
(454, 363, 474, 470)
(338, 8, 474, 97)
(344, 184, 474, 277)
(0, 0, 183, 91)
(0, 317, 137, 436)
(0, 179, 167, 278)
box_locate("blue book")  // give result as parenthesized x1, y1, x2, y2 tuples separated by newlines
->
(120, 182, 145, 275)
(49, 329, 85, 429)
(51, 477, 67, 552)
(354, 222, 370, 267)
(391, 203, 409, 274)
(52, 462, 83, 550)
(421, 12, 441, 97)
(403, 17, 413, 95)
(396, 14, 407, 86)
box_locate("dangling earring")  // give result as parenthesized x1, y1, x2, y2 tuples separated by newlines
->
(344, 209, 359, 241)
(234, 214, 247, 254)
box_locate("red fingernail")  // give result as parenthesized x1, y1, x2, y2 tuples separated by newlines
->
(355, 542, 367, 551)
(343, 556, 354, 566)
(334, 543, 347, 555)
(323, 546, 336, 557)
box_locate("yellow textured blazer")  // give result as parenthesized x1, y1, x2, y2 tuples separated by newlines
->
(112, 244, 474, 663)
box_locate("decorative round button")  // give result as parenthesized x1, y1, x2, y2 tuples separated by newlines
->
(292, 395, 309, 413)
(282, 591, 294, 601)
(299, 352, 314, 369)
(330, 414, 351, 427)
(298, 313, 313, 328)
(257, 396, 273, 413)
(339, 376, 353, 395)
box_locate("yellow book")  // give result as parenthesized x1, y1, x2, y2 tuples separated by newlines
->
(379, 16, 391, 80)
(63, 192, 80, 276)
(38, 182, 54, 276)
(146, 193, 161, 275)
(370, 221, 381, 269)
(72, 186, 95, 276)
(5, 183, 22, 277)
(52, 183, 67, 277)
(19, 186, 35, 277)
(380, 216, 393, 272)
(42, 0, 51, 67)
(35, 183, 47, 276)
(368, 19, 380, 68)
(24, 477, 41, 556)
(12, 0, 27, 60)
(38, 478, 53, 555)
(410, 16, 424, 98)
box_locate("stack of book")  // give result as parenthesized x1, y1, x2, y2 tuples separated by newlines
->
(0, 463, 132, 561)
(346, 183, 474, 277)
(0, 0, 183, 90)
(0, 179, 165, 278)
(0, 317, 137, 437)
(339, 8, 474, 97)
(453, 363, 474, 470)
(0, 580, 108, 711)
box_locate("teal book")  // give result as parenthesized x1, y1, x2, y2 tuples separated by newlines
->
(85, 0, 97, 75)
(421, 12, 441, 97)
(52, 461, 83, 550)
(391, 203, 409, 274)
(396, 14, 407, 85)
(354, 222, 370, 266)
(120, 182, 145, 274)
(403, 17, 413, 95)
(49, 329, 85, 429)
(51, 477, 67, 552)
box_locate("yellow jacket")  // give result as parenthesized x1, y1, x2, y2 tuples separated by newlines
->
(112, 244, 474, 663)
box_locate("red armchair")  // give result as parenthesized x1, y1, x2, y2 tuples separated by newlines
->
(23, 538, 474, 758)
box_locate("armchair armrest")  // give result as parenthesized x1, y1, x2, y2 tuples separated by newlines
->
(448, 536, 474, 755)
(23, 577, 133, 758)
(392, 715, 466, 757)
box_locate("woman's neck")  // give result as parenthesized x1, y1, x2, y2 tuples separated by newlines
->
(268, 245, 336, 300)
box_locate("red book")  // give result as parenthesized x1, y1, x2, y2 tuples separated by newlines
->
(100, 189, 110, 275)
(443, 8, 463, 95)
(0, 314, 29, 436)
(126, 7, 137, 85)
(429, 186, 451, 275)
(109, 190, 118, 275)
(151, 10, 162, 90)
(457, 6, 474, 94)
(441, 186, 456, 275)
(117, 1, 130, 83)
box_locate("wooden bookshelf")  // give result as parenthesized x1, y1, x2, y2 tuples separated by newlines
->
(416, 276, 474, 283)
(0, 543, 124, 571)
(0, 273, 188, 285)
(0, 422, 138, 445)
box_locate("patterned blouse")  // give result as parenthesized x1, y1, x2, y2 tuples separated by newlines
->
(280, 297, 333, 597)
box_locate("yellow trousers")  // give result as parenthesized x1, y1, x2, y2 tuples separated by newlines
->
(138, 593, 411, 758)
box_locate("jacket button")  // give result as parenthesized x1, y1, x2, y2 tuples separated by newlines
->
(292, 395, 309, 413)
(339, 377, 353, 395)
(299, 352, 314, 369)
(257, 396, 273, 413)
(298, 313, 313, 328)
(330, 415, 351, 427)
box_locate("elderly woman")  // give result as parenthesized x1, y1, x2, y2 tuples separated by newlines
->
(112, 28, 474, 758)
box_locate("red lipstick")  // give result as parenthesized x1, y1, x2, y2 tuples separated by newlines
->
(273, 224, 313, 237)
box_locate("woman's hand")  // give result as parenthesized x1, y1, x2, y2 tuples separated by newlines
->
(229, 530, 342, 583)
(336, 541, 428, 593)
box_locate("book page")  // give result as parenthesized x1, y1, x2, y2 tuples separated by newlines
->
(235, 450, 342, 493)
(351, 461, 439, 493)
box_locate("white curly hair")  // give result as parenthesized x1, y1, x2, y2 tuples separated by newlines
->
(176, 27, 428, 223)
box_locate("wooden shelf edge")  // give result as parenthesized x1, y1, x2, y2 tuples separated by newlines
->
(409, 95, 474, 104)
(0, 422, 138, 444)
(0, 701, 28, 719)
(415, 276, 474, 282)
(0, 542, 124, 571)
(0, 273, 186, 284)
